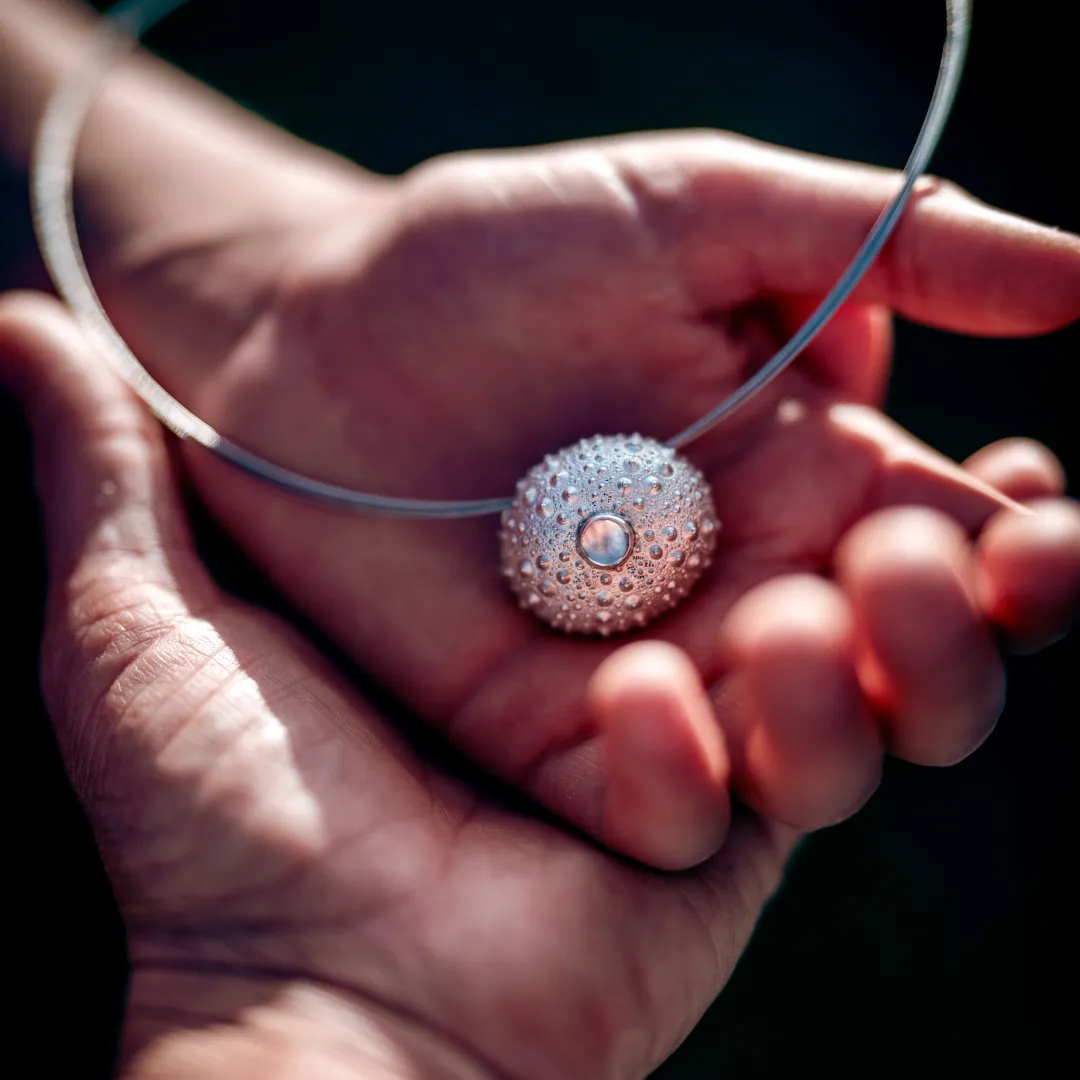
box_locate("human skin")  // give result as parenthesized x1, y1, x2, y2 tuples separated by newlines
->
(2, 2, 1080, 1077)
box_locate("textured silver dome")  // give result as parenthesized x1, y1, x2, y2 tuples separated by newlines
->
(499, 434, 719, 634)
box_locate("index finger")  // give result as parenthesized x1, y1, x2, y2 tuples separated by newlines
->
(609, 132, 1080, 335)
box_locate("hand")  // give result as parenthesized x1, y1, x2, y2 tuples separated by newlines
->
(80, 73, 1080, 868)
(2, 294, 800, 1080)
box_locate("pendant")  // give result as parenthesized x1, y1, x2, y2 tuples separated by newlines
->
(499, 434, 718, 635)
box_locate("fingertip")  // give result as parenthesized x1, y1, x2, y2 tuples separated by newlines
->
(837, 506, 1005, 766)
(719, 575, 882, 829)
(835, 504, 972, 594)
(963, 438, 1067, 503)
(721, 575, 860, 754)
(976, 498, 1080, 651)
(895, 185, 1080, 335)
(722, 573, 854, 671)
(592, 641, 731, 870)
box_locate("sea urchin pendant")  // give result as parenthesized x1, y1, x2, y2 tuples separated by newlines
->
(499, 434, 719, 634)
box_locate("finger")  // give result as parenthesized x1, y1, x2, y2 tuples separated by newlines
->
(776, 298, 893, 405)
(716, 575, 882, 829)
(829, 403, 1026, 533)
(0, 293, 211, 590)
(706, 403, 1038, 562)
(0, 293, 217, 737)
(612, 132, 1080, 334)
(963, 437, 1067, 503)
(836, 507, 1005, 766)
(589, 641, 731, 870)
(975, 499, 1080, 652)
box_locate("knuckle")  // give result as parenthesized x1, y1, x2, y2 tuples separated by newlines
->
(40, 577, 188, 739)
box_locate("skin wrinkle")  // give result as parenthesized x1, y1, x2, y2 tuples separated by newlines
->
(129, 786, 444, 927)
(155, 700, 325, 834)
(88, 653, 334, 894)
(128, 959, 515, 1080)
(879, 180, 944, 325)
(266, 651, 441, 798)
(833, 404, 1024, 532)
(147, 621, 342, 746)
(161, 684, 286, 809)
(85, 626, 223, 775)
(121, 817, 369, 928)
(606, 160, 685, 293)
(52, 619, 188, 796)
(420, 901, 625, 1080)
(669, 340, 819, 480)
(671, 885, 729, 1001)
(442, 623, 546, 736)
(448, 646, 591, 794)
(63, 559, 215, 651)
(276, 664, 446, 814)
(113, 689, 456, 946)
(673, 154, 785, 308)
(649, 316, 768, 432)
(101, 222, 290, 334)
(128, 912, 355, 949)
(64, 571, 180, 630)
(116, 783, 291, 906)
(118, 844, 322, 932)
(120, 989, 492, 1080)
(121, 979, 499, 1080)
(105, 628, 241, 763)
(82, 629, 207, 796)
(614, 896, 686, 1074)
(692, 821, 782, 951)
(573, 869, 681, 1075)
(40, 584, 150, 710)
(573, 153, 686, 327)
(522, 733, 607, 835)
(60, 596, 186, 713)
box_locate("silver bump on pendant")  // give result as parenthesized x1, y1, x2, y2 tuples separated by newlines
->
(499, 434, 719, 635)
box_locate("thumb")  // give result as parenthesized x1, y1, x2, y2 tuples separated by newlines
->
(0, 293, 218, 789)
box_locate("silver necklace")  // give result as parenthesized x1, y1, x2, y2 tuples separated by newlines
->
(33, 0, 971, 635)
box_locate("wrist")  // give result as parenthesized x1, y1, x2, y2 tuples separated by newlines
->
(120, 968, 494, 1080)
(1, 0, 391, 290)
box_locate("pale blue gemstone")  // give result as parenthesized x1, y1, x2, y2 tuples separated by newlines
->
(577, 514, 634, 568)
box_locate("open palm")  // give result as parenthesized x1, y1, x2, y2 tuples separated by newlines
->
(4, 297, 797, 1078)
(82, 92, 1080, 867)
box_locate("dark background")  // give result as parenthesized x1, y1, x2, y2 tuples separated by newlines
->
(1, 1, 1076, 1076)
